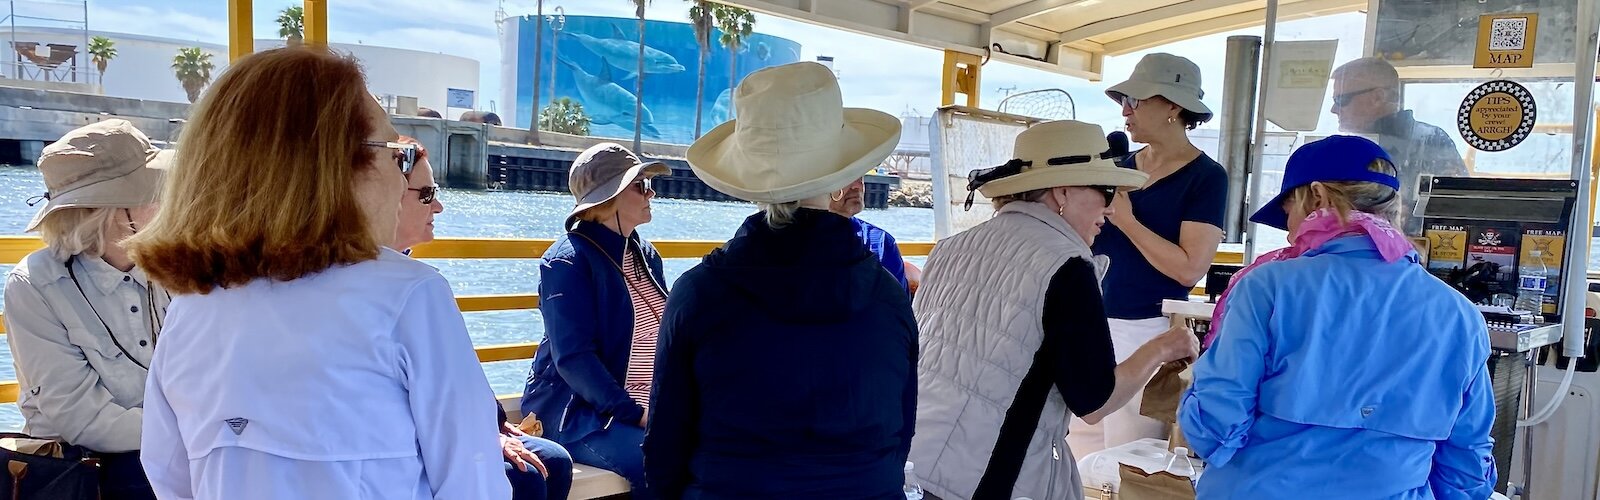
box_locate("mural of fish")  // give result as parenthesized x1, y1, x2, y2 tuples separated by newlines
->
(710, 88, 736, 126)
(558, 56, 661, 138)
(562, 24, 686, 82)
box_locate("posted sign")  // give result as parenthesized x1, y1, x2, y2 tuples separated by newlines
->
(1475, 13, 1538, 69)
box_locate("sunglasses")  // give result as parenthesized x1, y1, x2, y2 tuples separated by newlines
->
(408, 185, 438, 204)
(631, 177, 654, 194)
(1090, 185, 1118, 206)
(1119, 95, 1144, 110)
(1332, 88, 1378, 107)
(364, 140, 419, 175)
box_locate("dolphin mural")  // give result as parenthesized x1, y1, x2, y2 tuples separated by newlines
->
(558, 56, 661, 138)
(562, 24, 686, 81)
(710, 88, 736, 126)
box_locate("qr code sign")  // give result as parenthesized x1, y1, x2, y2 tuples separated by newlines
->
(1490, 17, 1528, 51)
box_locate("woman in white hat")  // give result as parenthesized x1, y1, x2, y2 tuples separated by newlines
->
(520, 142, 670, 499)
(644, 61, 917, 499)
(1075, 53, 1229, 454)
(909, 120, 1199, 500)
(3, 119, 170, 499)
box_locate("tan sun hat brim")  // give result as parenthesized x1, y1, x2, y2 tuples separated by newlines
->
(564, 160, 670, 226)
(25, 149, 169, 233)
(688, 107, 901, 204)
(977, 158, 1149, 199)
(1106, 80, 1214, 120)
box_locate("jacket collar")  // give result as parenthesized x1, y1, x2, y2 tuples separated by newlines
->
(996, 201, 1108, 278)
(570, 219, 638, 267)
(1302, 235, 1422, 264)
(66, 254, 143, 296)
(1372, 109, 1418, 139)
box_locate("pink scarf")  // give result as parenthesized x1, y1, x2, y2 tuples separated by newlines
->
(1204, 208, 1414, 348)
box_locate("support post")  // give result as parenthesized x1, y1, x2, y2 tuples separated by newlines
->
(941, 50, 982, 108)
(304, 0, 327, 47)
(228, 0, 253, 62)
(1217, 35, 1261, 244)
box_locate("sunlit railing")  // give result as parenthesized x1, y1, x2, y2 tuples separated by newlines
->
(0, 236, 1244, 404)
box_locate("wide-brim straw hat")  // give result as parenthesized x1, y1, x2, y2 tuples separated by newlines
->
(977, 120, 1149, 198)
(687, 61, 902, 204)
(26, 120, 170, 232)
(1105, 53, 1213, 121)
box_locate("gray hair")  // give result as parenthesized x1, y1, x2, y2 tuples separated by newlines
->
(37, 207, 118, 261)
(758, 201, 804, 229)
(990, 188, 1051, 210)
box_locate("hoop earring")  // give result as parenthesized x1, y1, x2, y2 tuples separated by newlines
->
(831, 189, 845, 202)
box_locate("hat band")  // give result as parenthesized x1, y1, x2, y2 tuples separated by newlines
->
(963, 139, 1129, 211)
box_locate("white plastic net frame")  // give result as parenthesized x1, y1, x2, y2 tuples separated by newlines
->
(996, 89, 1076, 121)
(929, 106, 1049, 240)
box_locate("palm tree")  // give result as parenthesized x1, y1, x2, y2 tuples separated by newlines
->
(277, 6, 305, 46)
(628, 0, 650, 152)
(87, 36, 116, 85)
(688, 1, 713, 138)
(540, 97, 592, 136)
(171, 47, 215, 103)
(714, 6, 756, 96)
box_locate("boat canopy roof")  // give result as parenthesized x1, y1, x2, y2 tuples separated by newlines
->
(712, 0, 1363, 80)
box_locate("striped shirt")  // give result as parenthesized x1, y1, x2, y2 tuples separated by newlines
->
(621, 245, 667, 412)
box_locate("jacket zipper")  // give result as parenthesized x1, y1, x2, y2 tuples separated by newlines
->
(1047, 413, 1069, 500)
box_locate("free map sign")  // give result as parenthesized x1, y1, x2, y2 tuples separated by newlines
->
(447, 88, 475, 108)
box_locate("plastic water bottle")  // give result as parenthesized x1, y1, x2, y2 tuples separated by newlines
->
(1515, 250, 1549, 317)
(1166, 447, 1199, 487)
(904, 461, 924, 500)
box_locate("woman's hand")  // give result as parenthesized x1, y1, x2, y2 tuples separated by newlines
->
(1110, 191, 1137, 228)
(501, 435, 549, 476)
(501, 421, 526, 437)
(1150, 325, 1200, 364)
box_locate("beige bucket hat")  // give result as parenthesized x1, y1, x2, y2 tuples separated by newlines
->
(687, 61, 902, 204)
(26, 120, 170, 232)
(1105, 53, 1213, 121)
(973, 120, 1149, 200)
(565, 142, 670, 227)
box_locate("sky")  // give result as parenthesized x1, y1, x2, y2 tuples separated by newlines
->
(57, 0, 1369, 134)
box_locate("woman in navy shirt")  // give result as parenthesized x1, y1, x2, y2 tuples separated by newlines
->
(1072, 53, 1229, 455)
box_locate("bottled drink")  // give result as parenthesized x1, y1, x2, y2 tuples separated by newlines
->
(1515, 250, 1549, 317)
(904, 461, 924, 500)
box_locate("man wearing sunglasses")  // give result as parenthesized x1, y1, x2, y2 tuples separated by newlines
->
(1330, 57, 1467, 236)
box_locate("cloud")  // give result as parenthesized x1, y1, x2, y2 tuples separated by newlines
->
(93, 3, 229, 44)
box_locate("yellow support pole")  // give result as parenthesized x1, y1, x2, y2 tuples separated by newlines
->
(1588, 105, 1600, 243)
(940, 49, 983, 108)
(304, 0, 327, 47)
(228, 0, 253, 62)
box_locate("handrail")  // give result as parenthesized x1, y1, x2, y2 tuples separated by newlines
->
(0, 236, 1245, 404)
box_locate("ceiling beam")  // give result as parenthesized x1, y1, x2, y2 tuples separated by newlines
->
(989, 0, 1093, 28)
(1097, 0, 1364, 55)
(1058, 0, 1237, 44)
(904, 0, 943, 9)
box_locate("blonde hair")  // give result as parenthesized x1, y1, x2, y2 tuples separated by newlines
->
(575, 200, 618, 224)
(126, 46, 382, 294)
(1287, 159, 1403, 226)
(37, 208, 117, 261)
(990, 188, 1050, 210)
(758, 201, 803, 228)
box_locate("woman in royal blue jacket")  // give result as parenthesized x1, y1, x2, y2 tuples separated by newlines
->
(522, 142, 670, 499)
(1180, 136, 1496, 499)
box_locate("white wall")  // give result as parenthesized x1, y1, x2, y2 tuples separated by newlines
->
(2, 27, 480, 111)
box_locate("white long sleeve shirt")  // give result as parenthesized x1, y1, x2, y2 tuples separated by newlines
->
(3, 249, 164, 453)
(140, 248, 510, 500)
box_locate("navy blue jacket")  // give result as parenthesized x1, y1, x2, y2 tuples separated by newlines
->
(521, 220, 667, 445)
(643, 209, 917, 500)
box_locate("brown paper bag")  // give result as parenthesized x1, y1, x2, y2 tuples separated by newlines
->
(1140, 362, 1192, 424)
(1118, 464, 1195, 500)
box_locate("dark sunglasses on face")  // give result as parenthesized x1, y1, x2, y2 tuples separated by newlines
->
(1119, 95, 1143, 110)
(1332, 87, 1378, 107)
(408, 185, 438, 204)
(363, 140, 419, 175)
(631, 177, 654, 194)
(1091, 185, 1118, 206)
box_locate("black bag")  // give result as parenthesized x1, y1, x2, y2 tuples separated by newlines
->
(0, 433, 99, 500)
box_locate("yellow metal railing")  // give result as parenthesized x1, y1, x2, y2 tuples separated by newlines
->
(0, 236, 1243, 404)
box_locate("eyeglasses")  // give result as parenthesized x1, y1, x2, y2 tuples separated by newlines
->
(1332, 88, 1378, 108)
(408, 185, 438, 204)
(1091, 185, 1118, 207)
(631, 177, 654, 194)
(1119, 95, 1144, 110)
(364, 140, 419, 175)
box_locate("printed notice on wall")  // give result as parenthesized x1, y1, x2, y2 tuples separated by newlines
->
(1426, 225, 1468, 273)
(1475, 13, 1538, 68)
(1264, 40, 1339, 132)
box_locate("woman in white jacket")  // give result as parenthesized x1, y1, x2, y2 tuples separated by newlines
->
(910, 121, 1197, 500)
(127, 46, 509, 500)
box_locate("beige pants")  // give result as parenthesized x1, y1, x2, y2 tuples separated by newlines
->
(1067, 317, 1170, 456)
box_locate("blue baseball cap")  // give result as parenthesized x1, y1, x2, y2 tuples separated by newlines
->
(1249, 135, 1399, 230)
